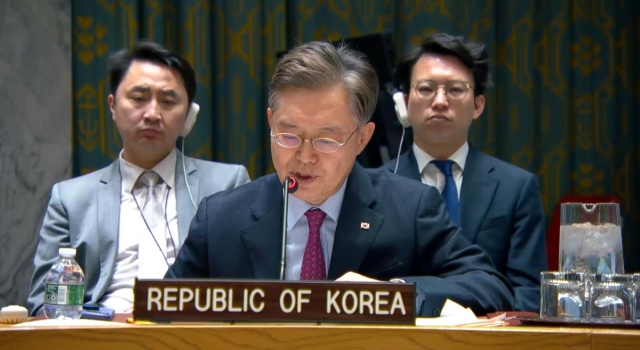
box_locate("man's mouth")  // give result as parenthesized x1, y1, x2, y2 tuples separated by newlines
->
(140, 128, 162, 136)
(428, 115, 449, 121)
(292, 172, 317, 185)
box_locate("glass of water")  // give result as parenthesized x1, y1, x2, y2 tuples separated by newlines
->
(559, 203, 623, 274)
(590, 274, 634, 323)
(540, 271, 587, 321)
(633, 274, 640, 322)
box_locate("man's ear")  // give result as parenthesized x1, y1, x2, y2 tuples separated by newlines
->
(108, 94, 116, 121)
(473, 95, 485, 120)
(356, 122, 375, 155)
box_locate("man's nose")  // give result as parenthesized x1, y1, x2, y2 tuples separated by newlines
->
(296, 139, 317, 164)
(431, 87, 449, 108)
(143, 100, 161, 120)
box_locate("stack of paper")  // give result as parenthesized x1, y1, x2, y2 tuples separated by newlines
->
(416, 299, 507, 327)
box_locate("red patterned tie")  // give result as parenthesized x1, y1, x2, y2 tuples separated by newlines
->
(300, 209, 327, 280)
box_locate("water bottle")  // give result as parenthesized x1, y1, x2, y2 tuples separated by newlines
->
(44, 248, 85, 319)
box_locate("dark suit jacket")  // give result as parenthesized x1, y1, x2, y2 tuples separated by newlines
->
(166, 163, 514, 317)
(385, 147, 547, 312)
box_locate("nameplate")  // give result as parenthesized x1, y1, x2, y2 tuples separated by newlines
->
(133, 279, 416, 324)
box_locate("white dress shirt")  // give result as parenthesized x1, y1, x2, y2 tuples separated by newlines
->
(412, 142, 469, 199)
(99, 149, 179, 312)
(285, 180, 347, 280)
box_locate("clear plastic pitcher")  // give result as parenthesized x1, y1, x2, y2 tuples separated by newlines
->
(559, 203, 623, 274)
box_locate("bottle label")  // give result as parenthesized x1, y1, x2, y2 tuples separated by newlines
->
(44, 284, 84, 306)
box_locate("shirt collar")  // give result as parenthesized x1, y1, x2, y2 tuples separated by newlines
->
(287, 179, 347, 231)
(412, 141, 469, 174)
(119, 148, 177, 192)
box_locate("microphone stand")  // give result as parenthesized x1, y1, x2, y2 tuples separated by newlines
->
(280, 177, 293, 280)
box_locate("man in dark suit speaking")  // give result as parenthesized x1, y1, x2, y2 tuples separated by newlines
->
(166, 41, 514, 317)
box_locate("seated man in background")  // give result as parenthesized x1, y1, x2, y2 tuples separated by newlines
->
(28, 41, 251, 315)
(166, 40, 515, 317)
(385, 32, 547, 311)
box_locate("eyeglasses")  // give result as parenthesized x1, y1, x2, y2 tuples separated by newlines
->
(270, 128, 358, 153)
(411, 80, 473, 101)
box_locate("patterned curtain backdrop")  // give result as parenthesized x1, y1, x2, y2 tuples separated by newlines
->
(72, 0, 640, 269)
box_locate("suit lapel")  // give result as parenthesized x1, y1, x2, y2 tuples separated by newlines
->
(176, 151, 198, 246)
(239, 167, 385, 280)
(328, 164, 384, 279)
(240, 175, 282, 279)
(93, 161, 122, 302)
(391, 147, 421, 181)
(459, 147, 498, 243)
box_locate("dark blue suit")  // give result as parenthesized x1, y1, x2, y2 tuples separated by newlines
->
(386, 147, 547, 312)
(166, 163, 514, 317)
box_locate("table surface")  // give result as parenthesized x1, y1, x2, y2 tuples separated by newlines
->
(1, 318, 640, 350)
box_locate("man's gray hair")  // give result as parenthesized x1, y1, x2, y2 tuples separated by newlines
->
(268, 41, 379, 126)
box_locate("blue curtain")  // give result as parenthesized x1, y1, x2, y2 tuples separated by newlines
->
(72, 0, 640, 269)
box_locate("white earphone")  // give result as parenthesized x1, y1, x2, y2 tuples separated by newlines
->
(385, 83, 410, 128)
(384, 83, 409, 174)
(181, 102, 200, 137)
(392, 92, 410, 128)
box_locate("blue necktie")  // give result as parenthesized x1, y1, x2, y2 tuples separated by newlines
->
(430, 160, 459, 223)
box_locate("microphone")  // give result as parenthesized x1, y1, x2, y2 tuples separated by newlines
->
(280, 176, 298, 280)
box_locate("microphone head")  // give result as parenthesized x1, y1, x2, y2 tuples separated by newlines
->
(285, 176, 298, 194)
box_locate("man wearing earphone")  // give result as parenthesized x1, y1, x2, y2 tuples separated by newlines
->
(27, 41, 251, 315)
(384, 33, 547, 312)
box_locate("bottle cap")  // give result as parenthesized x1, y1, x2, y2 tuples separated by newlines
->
(59, 248, 77, 257)
(0, 305, 29, 324)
